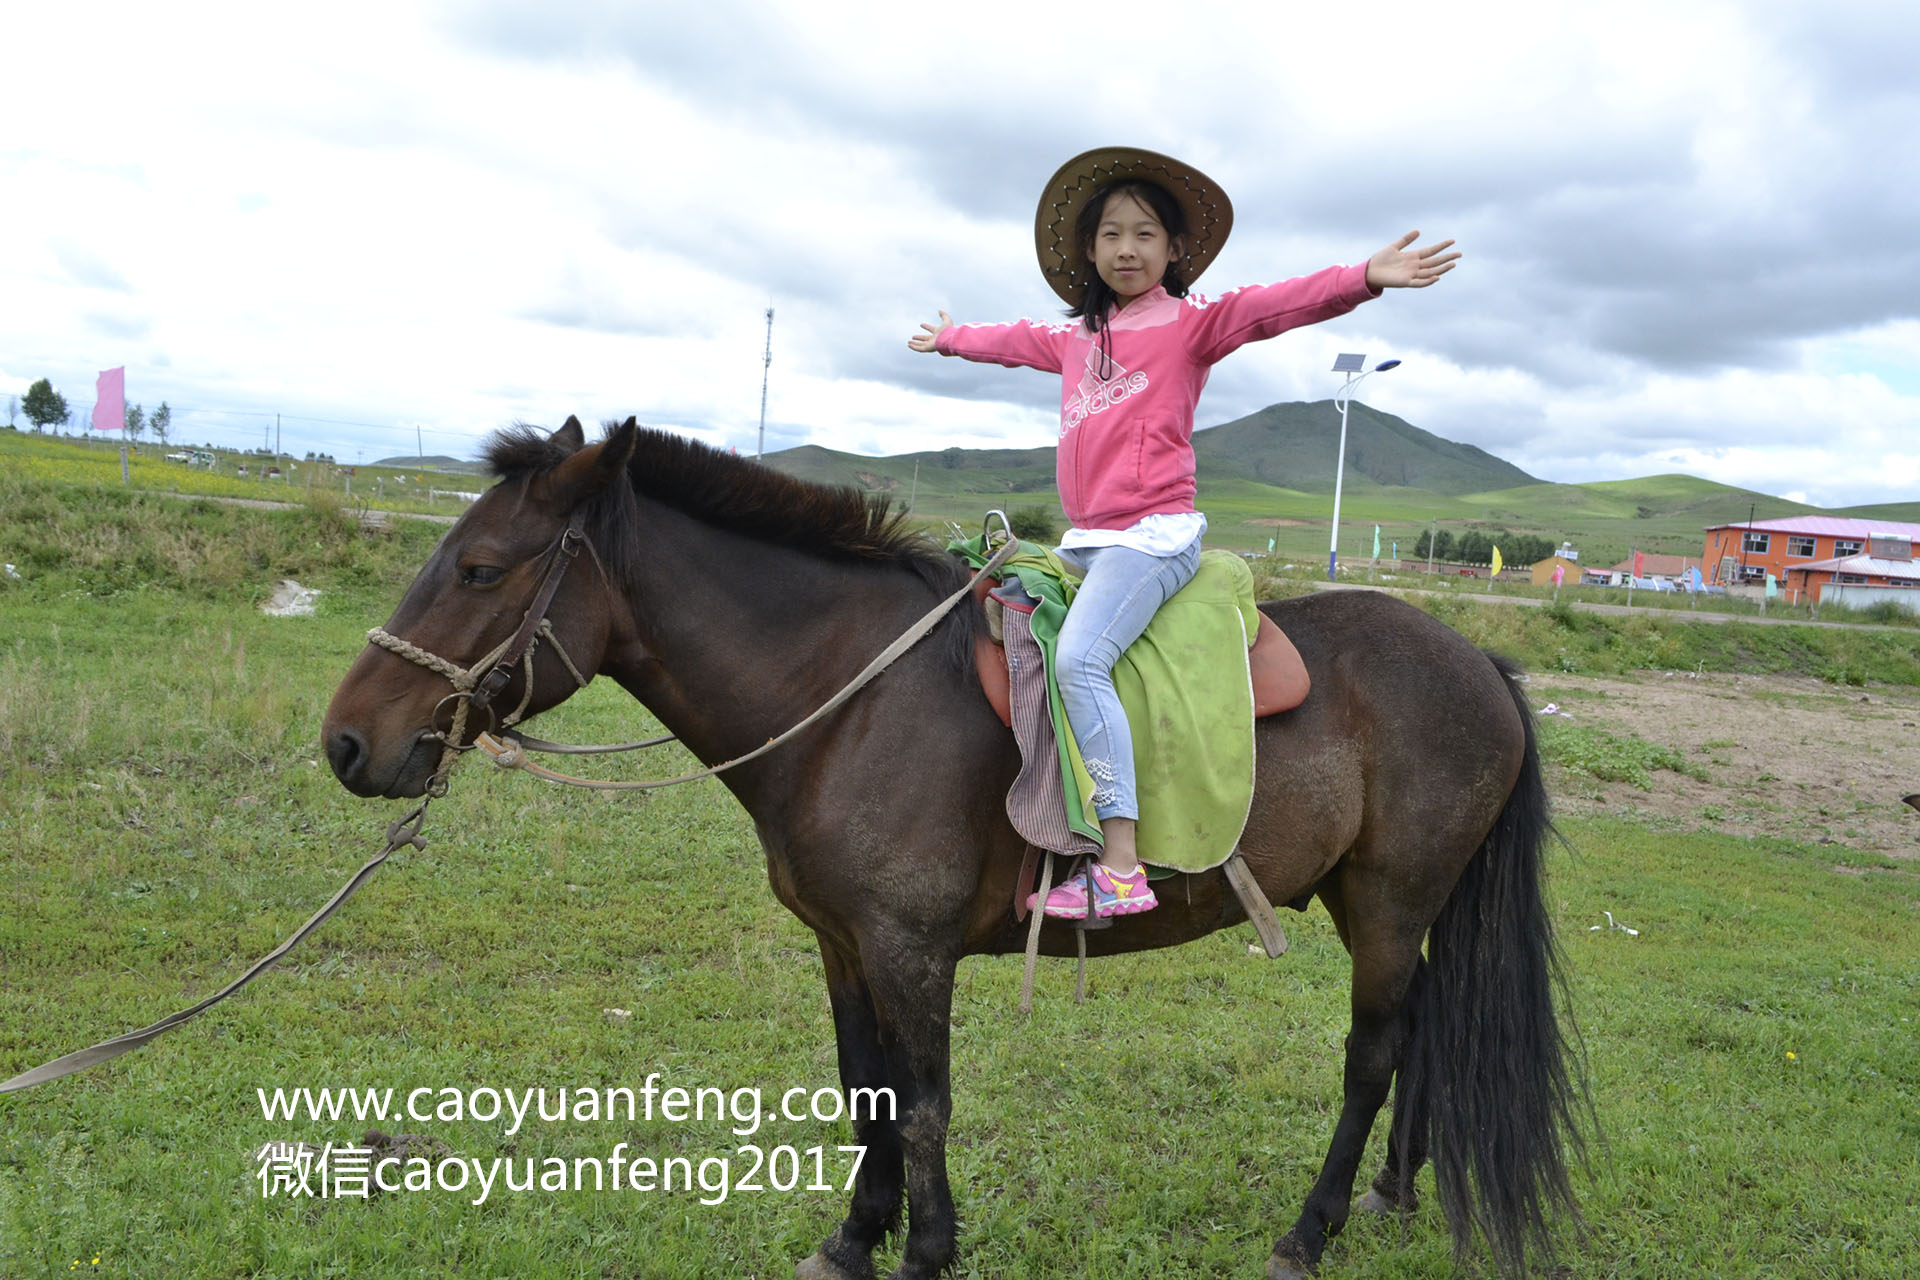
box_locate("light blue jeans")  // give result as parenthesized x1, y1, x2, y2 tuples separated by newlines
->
(1054, 538, 1202, 821)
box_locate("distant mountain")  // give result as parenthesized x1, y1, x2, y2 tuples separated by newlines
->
(760, 399, 1540, 499)
(373, 454, 484, 472)
(1193, 400, 1539, 495)
(744, 407, 1904, 560)
(763, 443, 1058, 498)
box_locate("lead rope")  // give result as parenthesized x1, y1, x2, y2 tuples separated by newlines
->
(4, 530, 1020, 1092)
(3, 612, 535, 1093)
(2, 798, 437, 1093)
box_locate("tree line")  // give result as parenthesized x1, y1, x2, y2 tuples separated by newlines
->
(18, 378, 172, 446)
(1412, 528, 1556, 567)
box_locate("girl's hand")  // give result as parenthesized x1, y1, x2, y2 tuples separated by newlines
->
(908, 310, 954, 353)
(1365, 232, 1460, 289)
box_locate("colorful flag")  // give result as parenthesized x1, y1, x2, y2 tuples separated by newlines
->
(1491, 545, 1503, 578)
(1552, 563, 1565, 588)
(1632, 549, 1646, 577)
(1688, 566, 1703, 592)
(1372, 526, 1381, 559)
(92, 367, 125, 431)
(1765, 573, 1778, 598)
(1267, 536, 1275, 554)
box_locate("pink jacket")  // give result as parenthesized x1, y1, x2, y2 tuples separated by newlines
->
(935, 263, 1378, 531)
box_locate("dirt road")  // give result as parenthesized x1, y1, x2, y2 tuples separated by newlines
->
(1525, 669, 1920, 859)
(1312, 579, 1898, 631)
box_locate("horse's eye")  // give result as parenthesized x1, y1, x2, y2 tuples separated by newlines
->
(461, 565, 505, 587)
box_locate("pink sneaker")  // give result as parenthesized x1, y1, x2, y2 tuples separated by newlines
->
(1030, 863, 1157, 919)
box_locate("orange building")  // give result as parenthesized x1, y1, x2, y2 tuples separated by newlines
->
(1782, 535, 1920, 604)
(1702, 516, 1920, 591)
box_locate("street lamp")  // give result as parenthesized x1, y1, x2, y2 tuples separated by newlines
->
(1327, 354, 1400, 581)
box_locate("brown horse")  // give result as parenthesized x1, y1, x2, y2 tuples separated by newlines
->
(322, 417, 1585, 1279)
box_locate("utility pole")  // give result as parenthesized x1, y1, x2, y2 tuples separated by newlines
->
(757, 306, 774, 459)
(1739, 501, 1755, 585)
(275, 413, 281, 460)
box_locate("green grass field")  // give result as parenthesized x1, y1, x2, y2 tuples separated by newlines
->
(16, 415, 1913, 576)
(0, 431, 482, 519)
(2, 481, 1917, 1278)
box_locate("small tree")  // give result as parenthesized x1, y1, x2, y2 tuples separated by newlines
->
(6, 394, 16, 429)
(1514, 534, 1553, 566)
(1008, 505, 1060, 544)
(150, 402, 172, 448)
(23, 379, 68, 432)
(1415, 528, 1454, 561)
(124, 402, 146, 443)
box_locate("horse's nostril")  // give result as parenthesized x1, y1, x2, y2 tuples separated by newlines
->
(326, 727, 367, 780)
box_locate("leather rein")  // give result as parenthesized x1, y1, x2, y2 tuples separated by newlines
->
(369, 510, 1020, 793)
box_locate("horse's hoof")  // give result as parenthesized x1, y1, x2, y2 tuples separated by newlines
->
(796, 1251, 863, 1280)
(1357, 1185, 1417, 1217)
(1266, 1237, 1316, 1280)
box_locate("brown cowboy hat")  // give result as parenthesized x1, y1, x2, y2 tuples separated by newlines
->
(1033, 146, 1234, 306)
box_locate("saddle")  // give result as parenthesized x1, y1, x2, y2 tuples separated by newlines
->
(971, 574, 1310, 729)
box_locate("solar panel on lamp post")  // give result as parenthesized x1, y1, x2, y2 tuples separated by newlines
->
(1327, 355, 1401, 581)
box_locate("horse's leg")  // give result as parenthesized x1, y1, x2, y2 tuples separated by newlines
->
(797, 939, 904, 1280)
(865, 937, 962, 1280)
(1357, 957, 1430, 1218)
(1268, 881, 1423, 1280)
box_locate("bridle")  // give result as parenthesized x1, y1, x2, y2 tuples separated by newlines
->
(366, 508, 1020, 794)
(365, 511, 598, 793)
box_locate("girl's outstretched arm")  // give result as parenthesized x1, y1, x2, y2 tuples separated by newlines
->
(921, 314, 1071, 374)
(908, 310, 954, 353)
(1365, 232, 1460, 289)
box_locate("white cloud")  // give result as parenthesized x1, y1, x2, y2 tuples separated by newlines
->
(2, 0, 1916, 505)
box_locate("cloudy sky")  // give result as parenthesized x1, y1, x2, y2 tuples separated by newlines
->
(6, 0, 1916, 507)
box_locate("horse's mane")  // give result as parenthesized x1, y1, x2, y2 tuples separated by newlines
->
(483, 422, 962, 582)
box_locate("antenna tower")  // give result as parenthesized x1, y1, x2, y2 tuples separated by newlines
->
(757, 306, 774, 458)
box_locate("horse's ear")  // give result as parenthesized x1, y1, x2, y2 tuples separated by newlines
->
(600, 418, 639, 481)
(546, 418, 637, 507)
(551, 415, 586, 453)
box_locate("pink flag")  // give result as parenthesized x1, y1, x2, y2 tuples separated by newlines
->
(92, 367, 125, 431)
(1552, 563, 1565, 587)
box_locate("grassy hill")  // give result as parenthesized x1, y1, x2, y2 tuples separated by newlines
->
(750, 405, 1900, 569)
(1193, 400, 1539, 495)
(766, 443, 1056, 498)
(759, 400, 1537, 506)
(1835, 499, 1920, 523)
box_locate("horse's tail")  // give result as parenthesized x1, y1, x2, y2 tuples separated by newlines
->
(1396, 651, 1589, 1277)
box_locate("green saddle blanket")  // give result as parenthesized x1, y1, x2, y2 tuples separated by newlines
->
(954, 537, 1260, 874)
